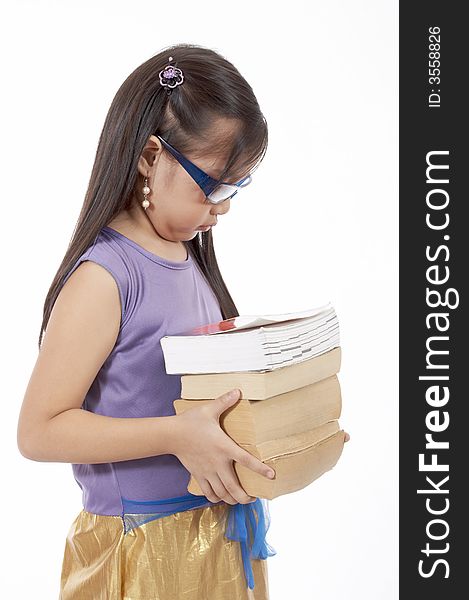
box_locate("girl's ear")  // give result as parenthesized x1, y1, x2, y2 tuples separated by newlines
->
(137, 135, 164, 177)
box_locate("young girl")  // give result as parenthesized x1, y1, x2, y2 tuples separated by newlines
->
(17, 43, 276, 600)
(17, 43, 349, 599)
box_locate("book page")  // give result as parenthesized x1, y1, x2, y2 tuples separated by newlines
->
(174, 303, 334, 336)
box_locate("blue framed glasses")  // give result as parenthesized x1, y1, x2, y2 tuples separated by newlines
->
(156, 135, 252, 204)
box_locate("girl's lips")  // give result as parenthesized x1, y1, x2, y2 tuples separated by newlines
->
(196, 224, 216, 231)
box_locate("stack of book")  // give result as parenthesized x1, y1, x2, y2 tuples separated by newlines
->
(160, 303, 345, 500)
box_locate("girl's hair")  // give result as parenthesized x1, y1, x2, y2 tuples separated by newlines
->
(38, 43, 268, 350)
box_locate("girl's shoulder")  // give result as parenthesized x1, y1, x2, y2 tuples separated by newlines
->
(63, 227, 137, 331)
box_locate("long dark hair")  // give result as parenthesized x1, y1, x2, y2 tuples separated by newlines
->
(38, 43, 268, 350)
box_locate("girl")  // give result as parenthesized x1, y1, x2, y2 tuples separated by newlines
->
(17, 43, 276, 600)
(17, 43, 349, 599)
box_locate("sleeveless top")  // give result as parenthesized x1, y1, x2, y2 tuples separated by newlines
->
(61, 226, 224, 515)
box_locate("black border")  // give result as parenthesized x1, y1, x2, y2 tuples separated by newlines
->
(400, 2, 466, 595)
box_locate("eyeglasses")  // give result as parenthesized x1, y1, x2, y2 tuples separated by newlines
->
(156, 135, 252, 204)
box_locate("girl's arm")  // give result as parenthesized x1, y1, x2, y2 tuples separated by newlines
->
(20, 409, 180, 464)
(17, 260, 179, 464)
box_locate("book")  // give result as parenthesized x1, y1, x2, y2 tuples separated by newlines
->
(179, 347, 341, 400)
(160, 303, 340, 374)
(186, 421, 346, 500)
(174, 304, 335, 334)
(173, 374, 342, 445)
(163, 305, 346, 500)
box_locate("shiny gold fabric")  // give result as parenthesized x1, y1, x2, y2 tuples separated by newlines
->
(60, 503, 270, 599)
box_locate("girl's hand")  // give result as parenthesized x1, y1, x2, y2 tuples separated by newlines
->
(345, 432, 350, 442)
(170, 388, 275, 505)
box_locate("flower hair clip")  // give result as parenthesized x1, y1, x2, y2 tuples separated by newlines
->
(159, 56, 184, 95)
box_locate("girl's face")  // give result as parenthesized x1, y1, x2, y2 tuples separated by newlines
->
(138, 123, 245, 244)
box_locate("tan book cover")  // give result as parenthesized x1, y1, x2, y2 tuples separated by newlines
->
(187, 421, 346, 500)
(180, 347, 341, 400)
(174, 375, 342, 445)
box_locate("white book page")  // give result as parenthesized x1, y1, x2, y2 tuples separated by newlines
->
(229, 302, 334, 332)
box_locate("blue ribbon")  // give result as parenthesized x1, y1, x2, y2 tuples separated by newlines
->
(120, 493, 276, 590)
(224, 497, 277, 589)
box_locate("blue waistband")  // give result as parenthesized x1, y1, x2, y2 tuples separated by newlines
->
(120, 493, 277, 590)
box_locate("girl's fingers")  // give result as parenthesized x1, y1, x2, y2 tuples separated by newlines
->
(197, 476, 222, 504)
(210, 473, 236, 504)
(209, 471, 238, 505)
(219, 461, 256, 505)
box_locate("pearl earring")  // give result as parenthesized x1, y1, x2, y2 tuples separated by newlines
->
(142, 177, 151, 210)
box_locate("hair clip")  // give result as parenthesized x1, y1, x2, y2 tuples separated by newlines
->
(159, 56, 184, 94)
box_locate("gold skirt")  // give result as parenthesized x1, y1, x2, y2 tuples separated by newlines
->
(60, 503, 270, 600)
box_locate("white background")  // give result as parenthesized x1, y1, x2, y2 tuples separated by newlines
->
(1, 1, 398, 598)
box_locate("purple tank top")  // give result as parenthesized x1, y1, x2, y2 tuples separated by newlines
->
(61, 226, 223, 515)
